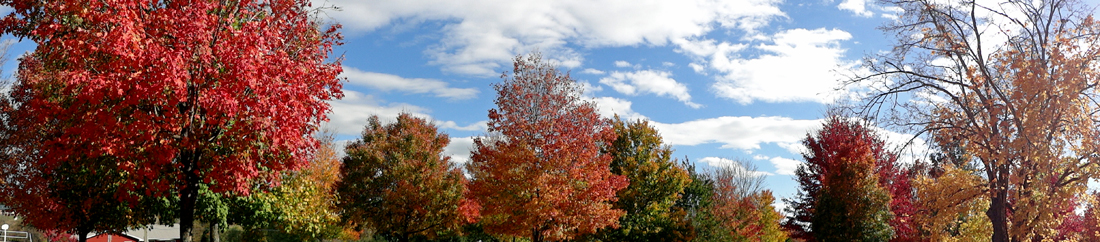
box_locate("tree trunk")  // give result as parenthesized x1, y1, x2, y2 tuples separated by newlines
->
(77, 229, 89, 242)
(532, 227, 542, 242)
(987, 179, 1009, 242)
(180, 151, 201, 242)
(212, 222, 221, 242)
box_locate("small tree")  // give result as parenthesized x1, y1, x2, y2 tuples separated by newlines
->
(338, 113, 477, 242)
(709, 161, 788, 242)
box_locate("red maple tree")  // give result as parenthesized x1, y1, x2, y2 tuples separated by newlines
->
(0, 0, 343, 241)
(467, 53, 627, 242)
(782, 115, 896, 241)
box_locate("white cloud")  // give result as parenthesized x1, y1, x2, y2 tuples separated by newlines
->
(327, 91, 485, 135)
(598, 70, 702, 108)
(753, 155, 802, 175)
(651, 116, 822, 151)
(581, 68, 606, 75)
(614, 60, 633, 68)
(438, 121, 487, 131)
(662, 62, 675, 67)
(678, 28, 863, 104)
(327, 91, 429, 135)
(578, 81, 605, 95)
(700, 157, 773, 176)
(322, 0, 785, 75)
(777, 141, 807, 156)
(445, 136, 476, 164)
(343, 67, 479, 100)
(873, 126, 931, 165)
(838, 0, 873, 17)
(589, 96, 647, 121)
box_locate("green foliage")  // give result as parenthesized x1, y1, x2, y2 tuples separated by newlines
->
(813, 179, 895, 241)
(591, 117, 692, 241)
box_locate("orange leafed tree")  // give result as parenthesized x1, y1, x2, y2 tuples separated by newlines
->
(468, 53, 628, 242)
(855, 0, 1100, 240)
(337, 113, 478, 242)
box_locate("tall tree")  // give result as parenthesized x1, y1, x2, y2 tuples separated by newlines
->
(338, 113, 477, 242)
(468, 53, 628, 242)
(0, 1, 344, 241)
(592, 117, 692, 241)
(853, 0, 1100, 240)
(784, 115, 895, 242)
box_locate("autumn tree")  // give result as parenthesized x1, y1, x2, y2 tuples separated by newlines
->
(0, 1, 344, 241)
(467, 53, 628, 242)
(337, 113, 477, 242)
(251, 130, 346, 241)
(853, 0, 1100, 240)
(587, 117, 693, 241)
(784, 115, 895, 241)
(709, 161, 788, 242)
(0, 47, 173, 242)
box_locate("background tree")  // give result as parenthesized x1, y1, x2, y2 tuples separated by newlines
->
(590, 117, 692, 241)
(784, 115, 895, 241)
(247, 130, 347, 241)
(708, 161, 788, 242)
(338, 113, 477, 242)
(0, 0, 344, 241)
(910, 139, 991, 241)
(467, 53, 628, 242)
(854, 0, 1100, 240)
(671, 159, 712, 242)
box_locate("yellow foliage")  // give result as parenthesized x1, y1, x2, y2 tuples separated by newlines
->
(913, 164, 990, 241)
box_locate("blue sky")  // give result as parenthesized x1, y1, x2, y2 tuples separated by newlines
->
(315, 0, 913, 210)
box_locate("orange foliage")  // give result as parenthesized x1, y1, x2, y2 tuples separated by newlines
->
(468, 53, 627, 242)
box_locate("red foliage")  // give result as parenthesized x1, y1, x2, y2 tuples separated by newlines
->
(877, 158, 920, 242)
(784, 115, 912, 241)
(0, 0, 342, 240)
(468, 53, 627, 242)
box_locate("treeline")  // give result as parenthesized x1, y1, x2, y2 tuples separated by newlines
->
(4, 0, 1100, 241)
(326, 53, 787, 242)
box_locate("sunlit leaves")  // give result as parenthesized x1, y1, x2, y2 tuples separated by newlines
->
(0, 0, 343, 240)
(864, 0, 1100, 240)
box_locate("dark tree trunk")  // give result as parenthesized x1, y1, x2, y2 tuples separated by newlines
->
(180, 151, 201, 242)
(988, 176, 1009, 242)
(532, 227, 542, 242)
(77, 228, 89, 242)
